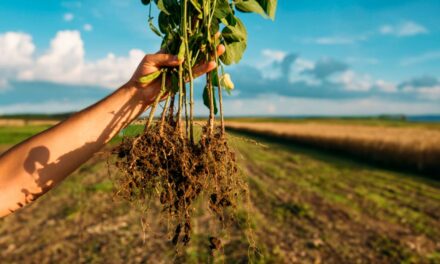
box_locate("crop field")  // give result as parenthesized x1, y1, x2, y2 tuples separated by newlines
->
(1, 122, 440, 263)
(226, 120, 440, 175)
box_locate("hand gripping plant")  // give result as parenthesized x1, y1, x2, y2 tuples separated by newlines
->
(115, 0, 277, 249)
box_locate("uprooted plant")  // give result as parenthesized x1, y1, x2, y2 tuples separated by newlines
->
(113, 0, 277, 251)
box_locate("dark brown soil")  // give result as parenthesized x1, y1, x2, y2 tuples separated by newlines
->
(113, 122, 246, 249)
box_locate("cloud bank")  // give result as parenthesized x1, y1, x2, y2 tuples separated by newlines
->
(0, 30, 144, 89)
(0, 31, 439, 115)
(226, 50, 439, 102)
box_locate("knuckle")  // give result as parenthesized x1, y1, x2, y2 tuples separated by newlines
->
(144, 54, 153, 61)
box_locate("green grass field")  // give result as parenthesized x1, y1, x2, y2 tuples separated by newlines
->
(0, 125, 51, 146)
(0, 123, 439, 263)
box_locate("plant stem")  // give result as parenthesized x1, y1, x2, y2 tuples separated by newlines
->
(217, 75, 225, 135)
(184, 84, 189, 138)
(168, 93, 175, 123)
(183, 0, 195, 144)
(204, 0, 216, 135)
(207, 0, 217, 30)
(145, 71, 166, 132)
(206, 72, 215, 135)
(177, 64, 183, 133)
(160, 95, 170, 135)
(215, 56, 225, 134)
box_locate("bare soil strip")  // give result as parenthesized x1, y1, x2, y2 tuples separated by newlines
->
(226, 121, 440, 175)
(0, 119, 59, 127)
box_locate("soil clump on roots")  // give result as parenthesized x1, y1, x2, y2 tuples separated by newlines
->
(114, 119, 246, 250)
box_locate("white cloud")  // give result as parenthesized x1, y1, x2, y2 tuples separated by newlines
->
(379, 25, 393, 35)
(257, 49, 287, 79)
(375, 80, 397, 93)
(63, 13, 74, 22)
(398, 76, 440, 100)
(13, 30, 144, 89)
(83, 23, 93, 32)
(289, 58, 319, 86)
(81, 49, 144, 88)
(416, 86, 440, 100)
(19, 30, 85, 84)
(401, 85, 440, 100)
(334, 70, 373, 92)
(379, 21, 428, 37)
(400, 50, 440, 66)
(0, 32, 35, 69)
(220, 96, 440, 116)
(261, 49, 287, 62)
(0, 78, 9, 92)
(304, 57, 348, 80)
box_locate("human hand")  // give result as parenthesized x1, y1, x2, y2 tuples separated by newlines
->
(126, 45, 226, 104)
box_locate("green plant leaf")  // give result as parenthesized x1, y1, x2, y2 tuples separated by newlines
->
(211, 70, 219, 87)
(139, 71, 162, 84)
(189, 0, 202, 14)
(213, 0, 231, 20)
(203, 85, 218, 115)
(234, 0, 278, 20)
(258, 0, 278, 20)
(210, 19, 220, 38)
(220, 17, 247, 65)
(161, 33, 179, 53)
(177, 40, 186, 61)
(220, 41, 247, 65)
(220, 13, 237, 26)
(222, 17, 247, 42)
(156, 0, 171, 15)
(158, 12, 170, 34)
(149, 18, 163, 37)
(234, 0, 267, 18)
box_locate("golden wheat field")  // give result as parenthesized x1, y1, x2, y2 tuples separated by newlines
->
(226, 121, 440, 174)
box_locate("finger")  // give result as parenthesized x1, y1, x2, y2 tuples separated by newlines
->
(192, 61, 217, 79)
(217, 44, 225, 56)
(145, 54, 183, 67)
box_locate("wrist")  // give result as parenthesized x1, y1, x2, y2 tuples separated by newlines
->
(120, 81, 160, 106)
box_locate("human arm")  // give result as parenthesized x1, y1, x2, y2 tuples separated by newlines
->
(0, 47, 224, 218)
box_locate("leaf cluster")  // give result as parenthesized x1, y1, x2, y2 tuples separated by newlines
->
(142, 0, 277, 66)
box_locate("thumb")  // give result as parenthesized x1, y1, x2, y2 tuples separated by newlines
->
(145, 54, 183, 67)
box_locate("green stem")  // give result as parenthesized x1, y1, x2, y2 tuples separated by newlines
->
(206, 72, 215, 135)
(207, 0, 217, 31)
(184, 84, 189, 138)
(215, 56, 225, 134)
(177, 64, 183, 132)
(160, 95, 170, 135)
(183, 0, 195, 144)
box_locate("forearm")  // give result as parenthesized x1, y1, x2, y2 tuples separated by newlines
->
(0, 84, 154, 217)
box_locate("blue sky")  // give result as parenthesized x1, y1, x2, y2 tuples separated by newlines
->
(0, 0, 439, 116)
